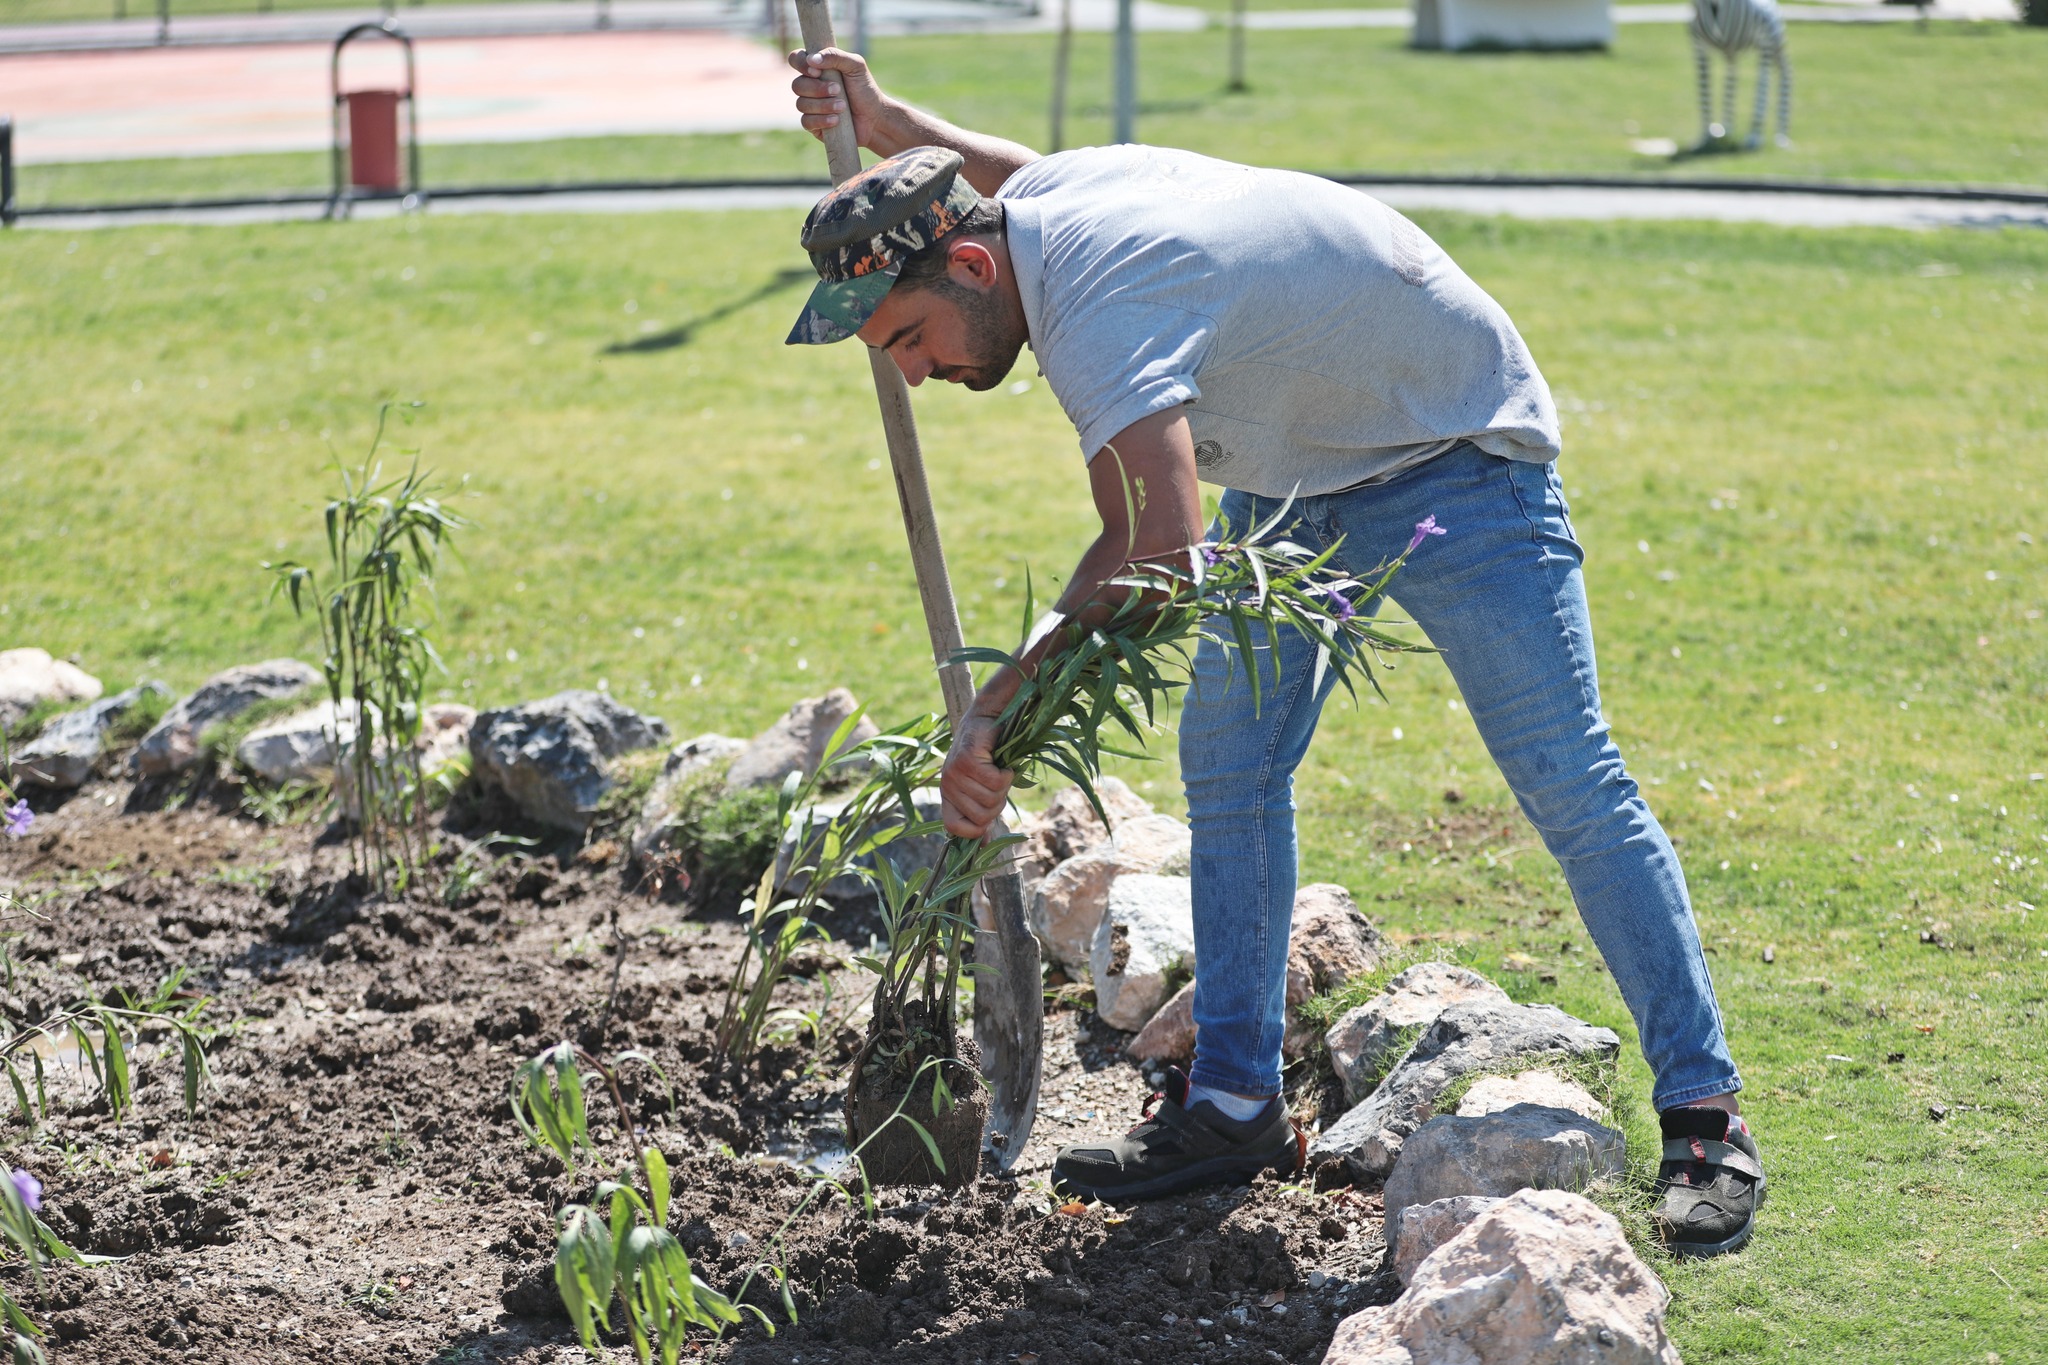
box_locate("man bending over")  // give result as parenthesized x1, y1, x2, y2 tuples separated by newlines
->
(783, 50, 1764, 1259)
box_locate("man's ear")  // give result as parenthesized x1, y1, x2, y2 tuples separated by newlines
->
(945, 239, 1000, 293)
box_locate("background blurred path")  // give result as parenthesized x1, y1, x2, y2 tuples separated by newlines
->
(3, 30, 794, 162)
(21, 178, 2048, 229)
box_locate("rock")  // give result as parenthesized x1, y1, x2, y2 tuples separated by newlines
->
(1321, 1189, 1681, 1365)
(416, 703, 476, 772)
(1031, 814, 1192, 973)
(233, 699, 371, 786)
(467, 691, 671, 832)
(1455, 1069, 1609, 1126)
(0, 648, 102, 733)
(1287, 884, 1387, 1001)
(1283, 884, 1386, 1058)
(1110, 812, 1193, 875)
(1038, 777, 1155, 862)
(1385, 1195, 1500, 1286)
(629, 733, 747, 864)
(1090, 874, 1196, 1031)
(1383, 1105, 1626, 1242)
(12, 682, 172, 789)
(1309, 1000, 1620, 1180)
(1325, 964, 1513, 1107)
(134, 660, 322, 778)
(1127, 978, 1197, 1063)
(723, 688, 879, 793)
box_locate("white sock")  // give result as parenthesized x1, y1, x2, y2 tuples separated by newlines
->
(1187, 1082, 1270, 1122)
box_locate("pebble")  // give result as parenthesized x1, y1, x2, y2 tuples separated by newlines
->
(1307, 1270, 1328, 1290)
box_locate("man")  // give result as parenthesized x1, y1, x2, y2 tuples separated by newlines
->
(784, 50, 1765, 1258)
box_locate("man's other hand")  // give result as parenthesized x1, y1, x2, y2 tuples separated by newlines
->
(788, 46, 890, 149)
(940, 712, 1014, 839)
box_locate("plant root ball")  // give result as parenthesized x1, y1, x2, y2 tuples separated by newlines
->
(845, 1049, 987, 1189)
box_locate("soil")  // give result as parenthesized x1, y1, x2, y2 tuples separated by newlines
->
(0, 778, 1400, 1365)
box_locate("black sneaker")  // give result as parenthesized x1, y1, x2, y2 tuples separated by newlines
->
(1654, 1106, 1766, 1258)
(1051, 1069, 1300, 1203)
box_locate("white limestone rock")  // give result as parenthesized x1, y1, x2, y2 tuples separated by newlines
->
(1127, 978, 1197, 1063)
(1037, 777, 1154, 862)
(1382, 1105, 1626, 1241)
(629, 733, 747, 865)
(1321, 1190, 1681, 1365)
(723, 688, 879, 793)
(1385, 1195, 1501, 1286)
(1309, 1000, 1621, 1180)
(1455, 1069, 1610, 1126)
(134, 659, 322, 778)
(1090, 873, 1196, 1031)
(234, 698, 373, 786)
(1325, 963, 1513, 1107)
(0, 648, 102, 733)
(1031, 813, 1192, 973)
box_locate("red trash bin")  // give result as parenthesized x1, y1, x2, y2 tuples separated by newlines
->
(345, 89, 404, 191)
(329, 21, 420, 216)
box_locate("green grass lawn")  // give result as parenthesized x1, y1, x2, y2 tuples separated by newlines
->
(3, 205, 2045, 1360)
(17, 21, 2047, 210)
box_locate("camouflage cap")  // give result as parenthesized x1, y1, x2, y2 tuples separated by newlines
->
(786, 145, 982, 346)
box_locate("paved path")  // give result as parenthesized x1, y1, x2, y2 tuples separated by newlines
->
(20, 178, 2048, 231)
(5, 31, 794, 163)
(0, 0, 2017, 53)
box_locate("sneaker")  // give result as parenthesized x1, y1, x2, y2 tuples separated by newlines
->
(1654, 1105, 1766, 1258)
(1051, 1069, 1299, 1203)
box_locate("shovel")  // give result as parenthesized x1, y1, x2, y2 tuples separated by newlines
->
(791, 0, 1042, 1171)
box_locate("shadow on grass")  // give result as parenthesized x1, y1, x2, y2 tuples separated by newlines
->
(602, 268, 815, 356)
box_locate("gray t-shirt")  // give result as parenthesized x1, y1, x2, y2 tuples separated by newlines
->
(997, 146, 1561, 497)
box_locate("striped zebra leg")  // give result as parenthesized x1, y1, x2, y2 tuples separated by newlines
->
(1775, 41, 1793, 145)
(1722, 52, 1740, 137)
(1746, 40, 1770, 147)
(1692, 26, 1715, 145)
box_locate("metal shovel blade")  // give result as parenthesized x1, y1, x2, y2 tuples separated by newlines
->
(972, 830, 1041, 1171)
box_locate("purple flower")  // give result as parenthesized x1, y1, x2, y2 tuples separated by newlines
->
(10, 1170, 40, 1213)
(1310, 583, 1358, 623)
(1198, 544, 1222, 566)
(1, 801, 30, 839)
(1407, 515, 1447, 554)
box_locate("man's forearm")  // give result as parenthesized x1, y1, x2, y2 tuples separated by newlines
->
(865, 101, 1040, 197)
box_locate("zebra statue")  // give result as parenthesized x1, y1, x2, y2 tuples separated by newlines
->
(1691, 0, 1792, 151)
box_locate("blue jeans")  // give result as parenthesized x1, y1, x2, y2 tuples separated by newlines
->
(1179, 443, 1741, 1113)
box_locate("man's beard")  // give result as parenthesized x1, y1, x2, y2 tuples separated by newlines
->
(926, 278, 1026, 391)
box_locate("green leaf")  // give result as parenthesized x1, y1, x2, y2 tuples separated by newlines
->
(643, 1147, 671, 1229)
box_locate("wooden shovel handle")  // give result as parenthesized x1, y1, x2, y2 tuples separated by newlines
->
(794, 0, 975, 727)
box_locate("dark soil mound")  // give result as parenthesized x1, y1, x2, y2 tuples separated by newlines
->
(0, 781, 1396, 1363)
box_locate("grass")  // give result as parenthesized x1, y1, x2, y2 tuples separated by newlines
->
(15, 21, 2046, 211)
(3, 199, 2046, 1359)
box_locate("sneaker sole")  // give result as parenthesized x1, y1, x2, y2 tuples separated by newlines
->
(1053, 1149, 1297, 1204)
(1666, 1174, 1767, 1260)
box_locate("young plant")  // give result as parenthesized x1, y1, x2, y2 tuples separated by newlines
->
(268, 402, 467, 897)
(837, 498, 1445, 1181)
(0, 968, 216, 1125)
(510, 1042, 957, 1353)
(510, 1044, 743, 1361)
(713, 710, 924, 1064)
